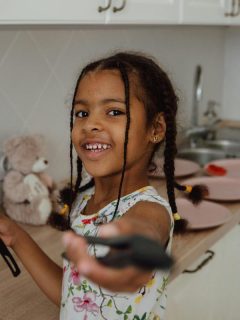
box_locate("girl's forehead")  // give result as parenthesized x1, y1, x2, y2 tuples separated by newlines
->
(76, 69, 140, 100)
(81, 69, 122, 86)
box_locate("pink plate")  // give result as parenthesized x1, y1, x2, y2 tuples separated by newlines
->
(204, 158, 240, 178)
(182, 176, 240, 201)
(176, 198, 231, 230)
(149, 158, 200, 178)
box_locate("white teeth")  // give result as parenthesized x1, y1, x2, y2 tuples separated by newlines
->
(85, 143, 111, 151)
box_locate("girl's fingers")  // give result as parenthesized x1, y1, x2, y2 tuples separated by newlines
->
(62, 231, 152, 292)
(62, 231, 88, 263)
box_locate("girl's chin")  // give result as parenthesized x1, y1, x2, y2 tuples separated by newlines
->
(84, 166, 122, 179)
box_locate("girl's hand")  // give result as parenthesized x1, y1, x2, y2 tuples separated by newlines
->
(0, 213, 22, 248)
(62, 219, 154, 292)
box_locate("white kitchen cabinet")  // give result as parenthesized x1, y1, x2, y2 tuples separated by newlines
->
(166, 225, 240, 320)
(0, 0, 106, 24)
(0, 0, 239, 25)
(106, 0, 180, 25)
(180, 0, 230, 25)
(0, 0, 180, 25)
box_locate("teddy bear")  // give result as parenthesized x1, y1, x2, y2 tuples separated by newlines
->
(2, 134, 59, 225)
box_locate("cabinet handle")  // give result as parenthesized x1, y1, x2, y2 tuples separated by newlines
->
(113, 0, 126, 12)
(225, 0, 240, 16)
(234, 0, 240, 16)
(183, 250, 215, 273)
(98, 0, 112, 12)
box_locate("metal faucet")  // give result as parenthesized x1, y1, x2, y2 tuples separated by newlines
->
(185, 66, 221, 147)
(185, 65, 205, 147)
(191, 65, 202, 127)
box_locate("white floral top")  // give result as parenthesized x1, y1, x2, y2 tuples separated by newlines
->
(60, 186, 174, 320)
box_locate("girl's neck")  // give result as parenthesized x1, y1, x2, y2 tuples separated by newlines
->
(90, 174, 150, 208)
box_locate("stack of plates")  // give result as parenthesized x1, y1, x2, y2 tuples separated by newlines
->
(176, 198, 231, 230)
(149, 158, 200, 178)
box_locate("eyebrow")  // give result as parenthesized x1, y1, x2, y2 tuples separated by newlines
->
(73, 98, 126, 106)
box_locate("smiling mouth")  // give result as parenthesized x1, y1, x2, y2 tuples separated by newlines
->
(82, 143, 112, 153)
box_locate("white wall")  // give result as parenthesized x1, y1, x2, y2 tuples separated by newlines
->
(223, 27, 240, 120)
(0, 26, 226, 181)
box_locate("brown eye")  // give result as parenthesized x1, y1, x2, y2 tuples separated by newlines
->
(108, 110, 124, 116)
(75, 111, 88, 118)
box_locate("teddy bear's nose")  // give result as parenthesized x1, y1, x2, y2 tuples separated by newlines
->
(44, 160, 48, 165)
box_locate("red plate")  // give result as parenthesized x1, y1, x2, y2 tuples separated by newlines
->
(176, 198, 231, 230)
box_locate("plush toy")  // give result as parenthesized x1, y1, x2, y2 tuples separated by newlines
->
(2, 134, 58, 225)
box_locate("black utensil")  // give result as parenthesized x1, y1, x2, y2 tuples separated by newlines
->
(0, 239, 21, 277)
(62, 234, 174, 270)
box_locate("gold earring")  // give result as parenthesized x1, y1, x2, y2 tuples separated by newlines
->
(153, 136, 159, 143)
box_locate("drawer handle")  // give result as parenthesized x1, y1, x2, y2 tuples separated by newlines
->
(225, 0, 240, 16)
(98, 0, 112, 12)
(234, 0, 240, 16)
(113, 0, 126, 12)
(183, 250, 215, 273)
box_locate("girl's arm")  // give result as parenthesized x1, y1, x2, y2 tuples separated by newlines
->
(62, 201, 171, 292)
(0, 213, 62, 306)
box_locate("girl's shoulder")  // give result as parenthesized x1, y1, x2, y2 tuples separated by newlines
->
(70, 186, 95, 221)
(120, 185, 171, 212)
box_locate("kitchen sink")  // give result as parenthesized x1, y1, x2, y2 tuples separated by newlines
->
(203, 139, 240, 156)
(177, 148, 227, 166)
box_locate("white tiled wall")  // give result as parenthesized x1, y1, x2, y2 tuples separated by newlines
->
(223, 27, 240, 120)
(0, 26, 226, 181)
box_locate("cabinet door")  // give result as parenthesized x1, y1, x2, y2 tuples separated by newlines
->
(0, 0, 106, 24)
(106, 0, 180, 24)
(181, 0, 230, 25)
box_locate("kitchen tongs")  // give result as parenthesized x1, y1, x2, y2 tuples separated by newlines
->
(63, 234, 174, 270)
(0, 239, 21, 277)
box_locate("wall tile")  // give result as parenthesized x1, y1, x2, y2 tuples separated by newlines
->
(223, 28, 240, 120)
(0, 31, 51, 119)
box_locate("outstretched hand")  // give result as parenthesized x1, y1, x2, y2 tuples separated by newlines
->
(62, 219, 154, 292)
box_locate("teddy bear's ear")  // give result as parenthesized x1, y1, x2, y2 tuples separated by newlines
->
(32, 134, 45, 147)
(3, 136, 23, 157)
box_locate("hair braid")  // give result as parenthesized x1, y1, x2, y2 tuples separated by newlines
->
(161, 83, 188, 232)
(111, 62, 131, 221)
(74, 158, 82, 193)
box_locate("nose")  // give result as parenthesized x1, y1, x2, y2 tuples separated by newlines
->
(82, 114, 103, 133)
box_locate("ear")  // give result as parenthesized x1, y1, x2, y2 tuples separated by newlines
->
(150, 112, 166, 143)
(32, 134, 44, 147)
(3, 136, 22, 157)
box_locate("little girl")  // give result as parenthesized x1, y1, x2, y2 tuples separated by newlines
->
(0, 51, 205, 320)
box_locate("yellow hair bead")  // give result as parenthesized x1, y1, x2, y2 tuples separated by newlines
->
(59, 204, 69, 216)
(173, 212, 181, 221)
(185, 185, 193, 193)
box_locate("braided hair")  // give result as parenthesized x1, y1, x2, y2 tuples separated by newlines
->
(49, 51, 207, 232)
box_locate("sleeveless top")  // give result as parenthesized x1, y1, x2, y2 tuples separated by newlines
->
(60, 186, 174, 320)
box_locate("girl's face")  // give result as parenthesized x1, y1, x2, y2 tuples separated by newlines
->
(72, 69, 158, 179)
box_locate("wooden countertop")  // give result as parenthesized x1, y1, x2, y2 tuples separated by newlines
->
(1, 179, 240, 320)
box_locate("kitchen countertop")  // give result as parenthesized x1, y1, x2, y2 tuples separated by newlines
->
(0, 178, 240, 320)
